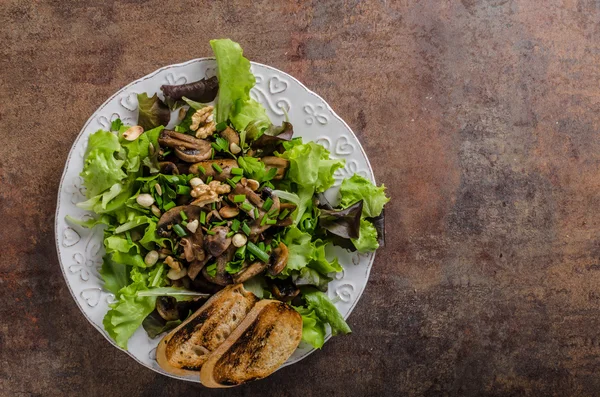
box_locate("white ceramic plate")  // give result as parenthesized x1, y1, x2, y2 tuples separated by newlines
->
(55, 59, 376, 383)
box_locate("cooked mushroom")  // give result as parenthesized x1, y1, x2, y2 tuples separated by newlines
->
(158, 161, 179, 175)
(156, 296, 179, 321)
(262, 156, 289, 180)
(219, 205, 239, 218)
(202, 246, 234, 286)
(232, 261, 268, 283)
(249, 188, 281, 236)
(188, 255, 212, 280)
(156, 205, 203, 237)
(191, 272, 225, 294)
(158, 130, 212, 163)
(180, 237, 205, 263)
(188, 159, 239, 181)
(268, 242, 289, 276)
(203, 226, 232, 257)
(270, 280, 300, 302)
(219, 126, 240, 146)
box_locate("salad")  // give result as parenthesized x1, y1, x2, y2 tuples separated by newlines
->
(69, 39, 389, 351)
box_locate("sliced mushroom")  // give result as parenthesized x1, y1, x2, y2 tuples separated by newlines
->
(189, 159, 239, 181)
(191, 272, 225, 294)
(219, 205, 239, 218)
(268, 242, 289, 276)
(159, 161, 179, 175)
(202, 246, 234, 286)
(180, 237, 204, 263)
(270, 280, 300, 302)
(262, 156, 289, 180)
(156, 205, 202, 237)
(219, 126, 240, 146)
(232, 261, 268, 283)
(188, 255, 212, 280)
(229, 183, 264, 208)
(158, 130, 212, 163)
(156, 297, 179, 321)
(249, 188, 281, 236)
(203, 226, 231, 257)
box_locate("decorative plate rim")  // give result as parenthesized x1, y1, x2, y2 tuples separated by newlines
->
(54, 57, 377, 382)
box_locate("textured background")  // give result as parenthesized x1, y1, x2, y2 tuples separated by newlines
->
(3, 0, 600, 396)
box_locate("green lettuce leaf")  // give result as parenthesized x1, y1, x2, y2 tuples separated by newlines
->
(295, 306, 326, 349)
(308, 243, 343, 274)
(352, 218, 379, 253)
(302, 288, 351, 336)
(230, 99, 270, 132)
(210, 39, 256, 124)
(102, 266, 169, 349)
(339, 174, 389, 218)
(99, 255, 130, 295)
(282, 226, 315, 274)
(137, 93, 170, 130)
(237, 156, 277, 183)
(292, 267, 332, 292)
(80, 130, 126, 198)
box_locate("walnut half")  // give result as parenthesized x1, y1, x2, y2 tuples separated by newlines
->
(190, 180, 231, 207)
(190, 106, 216, 139)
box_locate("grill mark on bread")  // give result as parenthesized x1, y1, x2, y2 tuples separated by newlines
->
(158, 284, 259, 373)
(210, 301, 301, 386)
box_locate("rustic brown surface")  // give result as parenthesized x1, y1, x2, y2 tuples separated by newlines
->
(3, 0, 600, 395)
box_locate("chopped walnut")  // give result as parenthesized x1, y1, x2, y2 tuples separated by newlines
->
(190, 180, 231, 207)
(165, 256, 182, 271)
(190, 106, 216, 138)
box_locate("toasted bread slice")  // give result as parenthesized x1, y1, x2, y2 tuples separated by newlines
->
(200, 299, 302, 387)
(156, 284, 259, 376)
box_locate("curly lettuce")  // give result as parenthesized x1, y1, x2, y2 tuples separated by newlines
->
(339, 174, 389, 218)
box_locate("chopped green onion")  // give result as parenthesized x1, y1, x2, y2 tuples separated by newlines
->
(258, 242, 266, 252)
(177, 185, 191, 195)
(206, 229, 216, 235)
(253, 207, 259, 219)
(200, 211, 206, 225)
(163, 201, 176, 211)
(241, 202, 253, 212)
(266, 219, 277, 225)
(216, 121, 227, 131)
(268, 208, 279, 217)
(260, 215, 268, 226)
(211, 148, 215, 159)
(278, 209, 290, 219)
(197, 165, 206, 175)
(231, 175, 242, 183)
(212, 163, 223, 173)
(173, 224, 187, 237)
(162, 149, 172, 157)
(262, 197, 274, 211)
(179, 210, 188, 221)
(231, 167, 244, 175)
(181, 220, 188, 227)
(211, 142, 221, 152)
(211, 202, 216, 210)
(247, 241, 270, 263)
(262, 181, 275, 189)
(234, 194, 246, 203)
(242, 222, 251, 236)
(225, 178, 237, 188)
(231, 219, 241, 232)
(206, 176, 213, 183)
(212, 220, 227, 226)
(226, 231, 235, 238)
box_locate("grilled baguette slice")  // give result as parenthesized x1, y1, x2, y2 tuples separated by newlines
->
(200, 299, 303, 387)
(156, 284, 259, 376)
